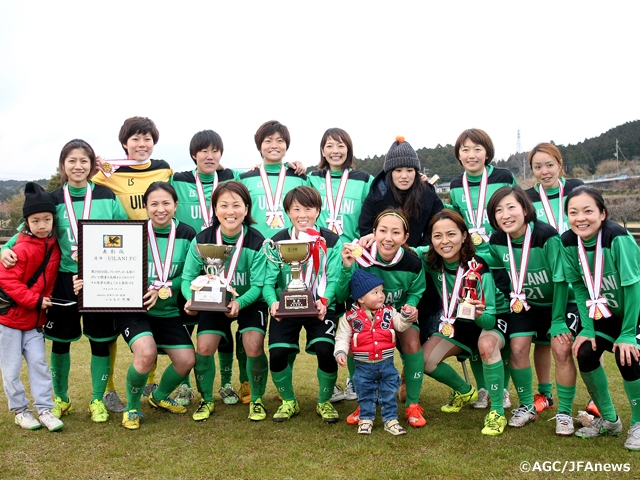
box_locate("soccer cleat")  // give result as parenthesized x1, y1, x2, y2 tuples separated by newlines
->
(508, 404, 538, 428)
(586, 398, 601, 417)
(405, 403, 427, 428)
(397, 369, 406, 403)
(122, 410, 144, 430)
(550, 413, 575, 436)
(273, 400, 300, 422)
(533, 393, 554, 413)
(358, 419, 373, 434)
(575, 415, 622, 438)
(38, 409, 64, 432)
(143, 383, 158, 397)
(316, 401, 339, 423)
(248, 399, 267, 421)
(219, 383, 240, 405)
(51, 396, 72, 418)
(344, 378, 357, 401)
(149, 395, 187, 414)
(173, 385, 195, 406)
(192, 400, 215, 421)
(481, 410, 507, 436)
(103, 390, 127, 413)
(15, 410, 41, 430)
(346, 406, 361, 425)
(503, 388, 512, 409)
(472, 388, 489, 409)
(239, 381, 251, 405)
(441, 387, 478, 413)
(330, 385, 346, 403)
(88, 399, 109, 423)
(625, 423, 640, 450)
(384, 419, 407, 435)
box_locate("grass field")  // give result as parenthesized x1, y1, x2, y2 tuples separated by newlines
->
(1, 331, 639, 480)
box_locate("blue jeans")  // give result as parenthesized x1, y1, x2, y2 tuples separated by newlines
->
(353, 357, 401, 423)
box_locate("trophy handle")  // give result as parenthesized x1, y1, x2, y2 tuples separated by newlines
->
(262, 239, 284, 266)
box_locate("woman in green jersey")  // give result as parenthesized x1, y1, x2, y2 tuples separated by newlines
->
(337, 209, 426, 428)
(421, 209, 509, 435)
(487, 186, 577, 435)
(182, 181, 269, 422)
(562, 186, 640, 450)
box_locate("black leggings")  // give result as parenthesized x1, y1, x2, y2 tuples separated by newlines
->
(51, 338, 111, 357)
(577, 338, 640, 382)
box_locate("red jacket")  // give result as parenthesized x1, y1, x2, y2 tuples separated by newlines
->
(344, 305, 399, 361)
(0, 232, 60, 330)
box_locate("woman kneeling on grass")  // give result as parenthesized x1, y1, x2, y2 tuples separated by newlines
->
(561, 186, 640, 450)
(417, 209, 509, 435)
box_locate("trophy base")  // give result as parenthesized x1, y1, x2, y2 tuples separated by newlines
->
(456, 301, 476, 320)
(275, 289, 319, 318)
(188, 286, 230, 312)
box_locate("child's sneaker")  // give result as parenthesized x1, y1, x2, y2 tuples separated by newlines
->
(51, 396, 72, 418)
(219, 383, 240, 405)
(384, 419, 407, 435)
(345, 378, 357, 401)
(358, 419, 373, 434)
(472, 388, 489, 409)
(15, 410, 41, 430)
(38, 409, 64, 431)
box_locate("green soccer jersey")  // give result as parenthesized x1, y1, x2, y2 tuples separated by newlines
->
(147, 220, 197, 318)
(170, 168, 238, 232)
(307, 169, 373, 241)
(263, 226, 343, 310)
(336, 247, 426, 309)
(239, 163, 307, 238)
(448, 165, 517, 258)
(526, 178, 584, 235)
(181, 225, 267, 309)
(561, 220, 640, 344)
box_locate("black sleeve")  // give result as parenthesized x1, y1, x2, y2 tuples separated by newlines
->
(419, 188, 444, 247)
(358, 192, 377, 237)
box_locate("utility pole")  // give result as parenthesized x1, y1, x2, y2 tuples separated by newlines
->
(615, 139, 619, 175)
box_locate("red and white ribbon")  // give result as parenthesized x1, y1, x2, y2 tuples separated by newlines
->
(63, 183, 92, 261)
(325, 169, 349, 235)
(439, 265, 465, 330)
(148, 219, 177, 296)
(259, 165, 286, 228)
(577, 231, 612, 320)
(462, 168, 489, 242)
(352, 238, 403, 268)
(294, 228, 328, 306)
(216, 226, 244, 292)
(507, 224, 532, 312)
(99, 159, 150, 178)
(196, 170, 219, 229)
(539, 179, 565, 233)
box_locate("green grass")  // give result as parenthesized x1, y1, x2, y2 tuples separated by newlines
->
(1, 332, 639, 479)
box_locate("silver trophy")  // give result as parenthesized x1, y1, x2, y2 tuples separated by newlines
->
(188, 244, 236, 312)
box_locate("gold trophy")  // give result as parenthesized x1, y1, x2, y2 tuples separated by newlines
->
(263, 238, 320, 318)
(188, 244, 236, 312)
(456, 260, 480, 320)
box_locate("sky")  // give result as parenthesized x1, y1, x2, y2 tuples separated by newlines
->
(1, 1, 638, 181)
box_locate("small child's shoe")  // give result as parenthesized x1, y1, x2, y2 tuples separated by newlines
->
(384, 419, 407, 435)
(358, 419, 373, 435)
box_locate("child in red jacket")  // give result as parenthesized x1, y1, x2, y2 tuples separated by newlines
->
(0, 182, 63, 431)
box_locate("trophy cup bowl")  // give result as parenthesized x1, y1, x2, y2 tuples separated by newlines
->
(263, 238, 320, 318)
(188, 244, 236, 312)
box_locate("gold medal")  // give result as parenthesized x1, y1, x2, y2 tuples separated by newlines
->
(512, 299, 523, 313)
(270, 216, 282, 228)
(471, 233, 483, 245)
(594, 309, 603, 320)
(441, 323, 453, 338)
(352, 245, 363, 258)
(72, 251, 78, 263)
(102, 162, 113, 174)
(158, 287, 170, 300)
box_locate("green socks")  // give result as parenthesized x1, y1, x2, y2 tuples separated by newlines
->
(538, 382, 553, 398)
(194, 353, 215, 403)
(403, 352, 424, 406)
(502, 346, 511, 391)
(126, 364, 149, 411)
(556, 383, 576, 415)
(317, 368, 338, 403)
(90, 355, 111, 402)
(469, 352, 486, 390)
(580, 367, 617, 422)
(50, 351, 71, 402)
(511, 366, 534, 409)
(247, 353, 268, 401)
(153, 363, 187, 401)
(271, 366, 295, 401)
(483, 360, 505, 415)
(218, 352, 234, 385)
(624, 378, 640, 425)
(428, 362, 470, 393)
(236, 332, 248, 383)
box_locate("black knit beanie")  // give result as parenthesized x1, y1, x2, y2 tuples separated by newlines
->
(383, 136, 421, 173)
(23, 182, 56, 218)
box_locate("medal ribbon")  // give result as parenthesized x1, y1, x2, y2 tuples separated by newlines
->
(259, 165, 286, 228)
(294, 228, 328, 306)
(439, 265, 465, 329)
(462, 168, 489, 242)
(577, 231, 612, 319)
(539, 180, 565, 233)
(63, 184, 92, 261)
(147, 219, 177, 296)
(100, 159, 150, 178)
(352, 239, 403, 268)
(195, 170, 219, 229)
(507, 225, 533, 312)
(325, 170, 349, 235)
(216, 226, 244, 293)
